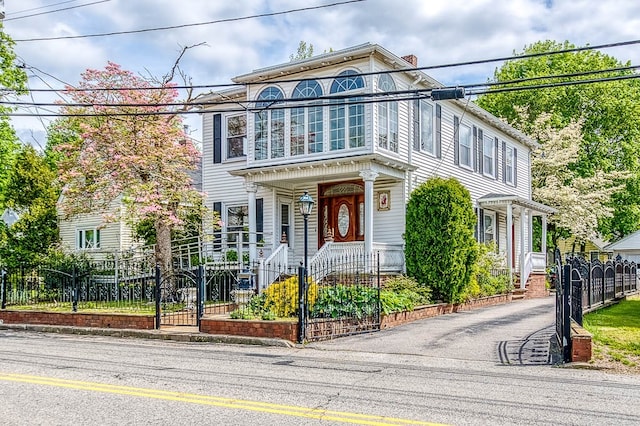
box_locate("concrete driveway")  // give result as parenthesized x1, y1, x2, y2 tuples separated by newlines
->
(307, 295, 558, 365)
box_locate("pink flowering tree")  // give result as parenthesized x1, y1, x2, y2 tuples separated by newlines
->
(56, 62, 203, 273)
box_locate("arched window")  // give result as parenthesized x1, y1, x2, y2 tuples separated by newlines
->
(329, 70, 365, 150)
(291, 80, 324, 155)
(254, 87, 284, 160)
(377, 74, 398, 152)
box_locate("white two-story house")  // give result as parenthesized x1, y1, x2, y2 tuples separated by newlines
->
(197, 43, 553, 287)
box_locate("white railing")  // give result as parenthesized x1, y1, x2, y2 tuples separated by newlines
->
(372, 243, 405, 272)
(258, 243, 289, 290)
(522, 251, 547, 289)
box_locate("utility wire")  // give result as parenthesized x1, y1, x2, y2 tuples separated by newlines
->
(4, 0, 112, 22)
(6, 72, 640, 118)
(5, 67, 639, 110)
(9, 0, 81, 15)
(9, 44, 639, 95)
(13, 0, 366, 42)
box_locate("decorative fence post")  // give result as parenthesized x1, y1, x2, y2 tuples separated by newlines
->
(72, 265, 78, 313)
(155, 264, 161, 330)
(1, 268, 6, 309)
(562, 263, 572, 362)
(297, 265, 306, 344)
(197, 264, 204, 326)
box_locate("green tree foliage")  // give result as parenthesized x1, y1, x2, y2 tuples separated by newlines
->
(290, 41, 314, 61)
(404, 177, 478, 303)
(476, 40, 640, 239)
(0, 145, 59, 266)
(0, 26, 28, 210)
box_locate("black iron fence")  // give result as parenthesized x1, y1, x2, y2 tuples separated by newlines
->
(555, 253, 639, 362)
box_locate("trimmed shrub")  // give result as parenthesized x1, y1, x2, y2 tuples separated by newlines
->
(404, 177, 477, 303)
(259, 276, 317, 317)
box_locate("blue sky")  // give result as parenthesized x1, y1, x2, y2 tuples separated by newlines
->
(4, 0, 640, 148)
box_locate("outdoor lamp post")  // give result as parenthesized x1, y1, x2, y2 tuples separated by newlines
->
(297, 190, 314, 344)
(298, 190, 314, 274)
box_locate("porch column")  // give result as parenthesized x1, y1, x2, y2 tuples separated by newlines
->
(520, 208, 528, 289)
(506, 203, 513, 286)
(360, 170, 379, 256)
(246, 181, 258, 264)
(541, 214, 548, 258)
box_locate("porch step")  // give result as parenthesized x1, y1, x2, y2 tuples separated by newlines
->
(512, 288, 527, 300)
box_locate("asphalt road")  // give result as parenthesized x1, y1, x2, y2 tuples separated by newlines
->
(0, 296, 639, 425)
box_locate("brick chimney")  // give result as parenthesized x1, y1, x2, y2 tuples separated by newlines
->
(402, 54, 418, 67)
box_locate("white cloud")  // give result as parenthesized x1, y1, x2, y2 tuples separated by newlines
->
(3, 0, 640, 146)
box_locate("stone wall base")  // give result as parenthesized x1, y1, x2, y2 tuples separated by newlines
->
(0, 310, 155, 330)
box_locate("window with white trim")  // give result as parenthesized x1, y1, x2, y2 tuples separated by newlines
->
(330, 70, 365, 150)
(459, 123, 473, 168)
(280, 203, 291, 246)
(226, 204, 248, 244)
(483, 134, 495, 177)
(226, 114, 246, 159)
(412, 99, 434, 154)
(291, 80, 324, 155)
(377, 75, 398, 152)
(254, 87, 285, 160)
(505, 145, 515, 184)
(77, 228, 100, 249)
(483, 212, 495, 243)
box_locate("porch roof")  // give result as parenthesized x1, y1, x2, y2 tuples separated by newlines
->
(228, 153, 416, 185)
(478, 193, 556, 215)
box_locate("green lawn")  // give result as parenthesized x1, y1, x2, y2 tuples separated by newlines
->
(583, 295, 640, 368)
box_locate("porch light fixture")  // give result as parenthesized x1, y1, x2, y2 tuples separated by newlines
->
(298, 190, 314, 217)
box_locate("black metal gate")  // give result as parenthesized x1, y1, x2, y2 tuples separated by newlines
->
(303, 253, 381, 342)
(156, 265, 203, 327)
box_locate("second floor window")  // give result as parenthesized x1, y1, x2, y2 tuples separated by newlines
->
(377, 75, 398, 152)
(483, 134, 496, 177)
(291, 80, 324, 156)
(459, 122, 472, 168)
(412, 99, 434, 154)
(505, 145, 515, 184)
(226, 115, 246, 159)
(330, 70, 365, 150)
(255, 87, 284, 160)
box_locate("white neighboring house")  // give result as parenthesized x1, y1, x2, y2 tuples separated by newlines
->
(197, 43, 555, 286)
(58, 196, 137, 259)
(604, 231, 640, 263)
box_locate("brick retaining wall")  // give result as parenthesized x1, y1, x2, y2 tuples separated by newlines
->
(200, 317, 297, 341)
(0, 310, 155, 330)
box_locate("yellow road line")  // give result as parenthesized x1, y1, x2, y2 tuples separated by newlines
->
(0, 373, 447, 426)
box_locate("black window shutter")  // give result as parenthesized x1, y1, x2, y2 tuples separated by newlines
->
(435, 104, 442, 158)
(494, 137, 499, 180)
(213, 201, 222, 249)
(472, 126, 478, 172)
(514, 148, 518, 187)
(213, 113, 222, 164)
(479, 208, 485, 243)
(256, 198, 264, 241)
(501, 141, 507, 183)
(495, 212, 500, 250)
(474, 207, 478, 241)
(412, 100, 420, 151)
(478, 128, 484, 175)
(454, 116, 460, 165)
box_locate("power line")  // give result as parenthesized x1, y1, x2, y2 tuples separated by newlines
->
(5, 64, 638, 110)
(6, 72, 640, 118)
(13, 0, 366, 42)
(8, 0, 80, 15)
(9, 40, 639, 95)
(4, 0, 112, 22)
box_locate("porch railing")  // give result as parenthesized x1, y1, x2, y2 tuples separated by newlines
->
(521, 252, 547, 289)
(258, 243, 289, 290)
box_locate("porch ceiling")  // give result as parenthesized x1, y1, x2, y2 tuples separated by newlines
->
(229, 153, 415, 187)
(478, 193, 556, 216)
